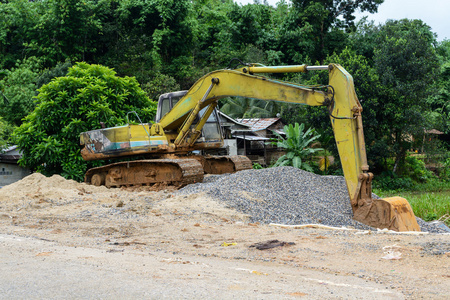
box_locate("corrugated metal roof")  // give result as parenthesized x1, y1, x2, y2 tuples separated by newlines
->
(234, 135, 271, 141)
(0, 145, 22, 162)
(236, 118, 280, 131)
(218, 111, 251, 128)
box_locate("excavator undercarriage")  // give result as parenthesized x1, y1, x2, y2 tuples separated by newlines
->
(85, 158, 204, 188)
(84, 155, 252, 189)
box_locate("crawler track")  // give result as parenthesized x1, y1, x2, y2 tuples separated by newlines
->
(202, 155, 253, 174)
(85, 158, 204, 189)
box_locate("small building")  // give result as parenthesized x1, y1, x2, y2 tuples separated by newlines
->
(0, 146, 31, 187)
(234, 118, 286, 166)
(216, 112, 252, 156)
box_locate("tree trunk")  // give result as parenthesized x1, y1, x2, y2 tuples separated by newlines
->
(393, 132, 406, 175)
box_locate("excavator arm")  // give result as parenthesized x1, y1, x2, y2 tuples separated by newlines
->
(153, 63, 420, 231)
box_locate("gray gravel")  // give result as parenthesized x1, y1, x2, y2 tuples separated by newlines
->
(178, 166, 450, 233)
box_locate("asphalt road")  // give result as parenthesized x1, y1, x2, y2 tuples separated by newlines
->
(0, 234, 404, 299)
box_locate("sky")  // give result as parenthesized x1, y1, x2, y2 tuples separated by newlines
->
(235, 0, 450, 41)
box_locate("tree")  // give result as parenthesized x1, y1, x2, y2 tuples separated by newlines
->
(220, 97, 281, 119)
(270, 123, 322, 171)
(284, 0, 384, 63)
(36, 60, 72, 90)
(426, 62, 450, 135)
(429, 40, 450, 135)
(188, 0, 241, 71)
(373, 19, 440, 173)
(26, 0, 102, 67)
(348, 17, 379, 60)
(0, 0, 40, 69)
(0, 117, 13, 151)
(13, 63, 157, 181)
(228, 2, 274, 50)
(0, 57, 41, 126)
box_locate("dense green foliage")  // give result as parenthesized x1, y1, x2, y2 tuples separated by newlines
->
(0, 0, 449, 190)
(0, 116, 14, 151)
(270, 123, 322, 171)
(373, 154, 450, 223)
(373, 20, 440, 173)
(13, 63, 157, 180)
(0, 57, 40, 126)
(220, 97, 281, 118)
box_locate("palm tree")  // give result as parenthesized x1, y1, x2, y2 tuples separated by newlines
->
(270, 123, 322, 171)
(220, 97, 281, 118)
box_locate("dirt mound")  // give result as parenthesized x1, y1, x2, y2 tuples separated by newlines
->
(0, 173, 110, 202)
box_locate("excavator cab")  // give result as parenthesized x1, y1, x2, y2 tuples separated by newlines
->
(156, 91, 224, 148)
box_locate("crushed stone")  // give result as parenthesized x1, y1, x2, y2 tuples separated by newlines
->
(178, 166, 449, 233)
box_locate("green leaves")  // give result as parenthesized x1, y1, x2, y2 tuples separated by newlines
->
(220, 97, 280, 119)
(13, 62, 157, 181)
(0, 0, 447, 181)
(25, 0, 102, 67)
(370, 19, 440, 174)
(271, 123, 322, 171)
(0, 117, 14, 151)
(0, 57, 41, 126)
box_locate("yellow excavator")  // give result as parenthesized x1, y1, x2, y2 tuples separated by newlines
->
(80, 63, 420, 232)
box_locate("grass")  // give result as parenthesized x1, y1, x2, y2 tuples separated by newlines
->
(373, 181, 450, 227)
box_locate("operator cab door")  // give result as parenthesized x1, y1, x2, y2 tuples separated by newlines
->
(155, 91, 223, 143)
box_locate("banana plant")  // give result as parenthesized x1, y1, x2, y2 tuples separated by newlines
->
(270, 123, 322, 172)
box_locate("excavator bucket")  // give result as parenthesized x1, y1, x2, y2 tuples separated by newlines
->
(353, 197, 420, 232)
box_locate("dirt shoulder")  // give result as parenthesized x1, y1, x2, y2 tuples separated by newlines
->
(0, 174, 449, 299)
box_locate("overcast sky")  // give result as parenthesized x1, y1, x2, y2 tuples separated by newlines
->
(235, 0, 449, 41)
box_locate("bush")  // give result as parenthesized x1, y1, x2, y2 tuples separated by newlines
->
(0, 117, 14, 151)
(374, 155, 439, 191)
(141, 72, 181, 101)
(404, 155, 435, 182)
(13, 63, 157, 181)
(374, 171, 414, 191)
(0, 57, 40, 126)
(439, 158, 450, 181)
(252, 163, 263, 169)
(270, 123, 322, 172)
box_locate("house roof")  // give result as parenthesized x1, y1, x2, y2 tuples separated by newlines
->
(2, 145, 18, 153)
(0, 145, 22, 162)
(425, 129, 444, 135)
(234, 135, 271, 141)
(218, 111, 251, 127)
(218, 111, 252, 133)
(236, 118, 280, 131)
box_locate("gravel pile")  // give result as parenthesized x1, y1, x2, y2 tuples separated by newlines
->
(178, 166, 450, 233)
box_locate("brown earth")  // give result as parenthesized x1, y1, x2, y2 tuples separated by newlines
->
(0, 173, 449, 299)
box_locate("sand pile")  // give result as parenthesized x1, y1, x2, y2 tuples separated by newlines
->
(0, 173, 110, 202)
